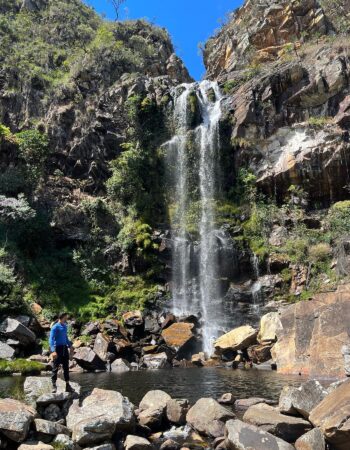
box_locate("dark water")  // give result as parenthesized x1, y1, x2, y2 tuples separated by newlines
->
(0, 368, 306, 405)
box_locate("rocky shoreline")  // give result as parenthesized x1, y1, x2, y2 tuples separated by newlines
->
(0, 375, 349, 449)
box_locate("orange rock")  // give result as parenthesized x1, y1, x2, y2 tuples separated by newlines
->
(161, 322, 194, 348)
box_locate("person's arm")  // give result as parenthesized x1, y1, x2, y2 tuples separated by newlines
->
(49, 325, 57, 353)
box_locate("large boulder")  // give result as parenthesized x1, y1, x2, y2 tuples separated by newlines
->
(34, 419, 70, 441)
(186, 398, 235, 438)
(111, 358, 131, 372)
(166, 398, 189, 425)
(124, 435, 152, 450)
(0, 341, 15, 359)
(66, 388, 135, 446)
(74, 347, 106, 371)
(247, 343, 272, 364)
(0, 318, 36, 346)
(24, 377, 80, 407)
(138, 390, 171, 429)
(309, 379, 350, 450)
(279, 380, 327, 419)
(271, 284, 350, 378)
(0, 398, 37, 442)
(243, 403, 311, 442)
(225, 419, 294, 450)
(257, 312, 282, 344)
(214, 326, 257, 353)
(142, 352, 170, 369)
(161, 322, 195, 355)
(123, 311, 143, 327)
(295, 428, 326, 450)
(93, 333, 111, 362)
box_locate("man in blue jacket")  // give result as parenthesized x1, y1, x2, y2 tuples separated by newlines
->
(49, 312, 74, 393)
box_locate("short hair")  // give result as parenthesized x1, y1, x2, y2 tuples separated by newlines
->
(58, 312, 68, 320)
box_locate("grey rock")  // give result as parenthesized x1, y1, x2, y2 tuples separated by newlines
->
(234, 397, 274, 411)
(166, 398, 189, 425)
(218, 393, 235, 405)
(86, 445, 115, 450)
(0, 342, 15, 360)
(295, 428, 326, 450)
(0, 398, 37, 443)
(186, 398, 235, 438)
(225, 419, 294, 450)
(24, 377, 80, 407)
(138, 390, 171, 430)
(53, 434, 75, 450)
(66, 388, 134, 446)
(93, 333, 111, 362)
(243, 403, 311, 442)
(124, 435, 152, 450)
(74, 347, 106, 371)
(18, 442, 54, 450)
(34, 419, 70, 437)
(111, 358, 130, 372)
(142, 352, 170, 369)
(0, 318, 36, 346)
(43, 404, 62, 422)
(341, 344, 350, 376)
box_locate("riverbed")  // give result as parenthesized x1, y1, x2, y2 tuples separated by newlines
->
(0, 367, 306, 405)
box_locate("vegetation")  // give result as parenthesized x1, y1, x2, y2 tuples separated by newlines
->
(0, 359, 45, 376)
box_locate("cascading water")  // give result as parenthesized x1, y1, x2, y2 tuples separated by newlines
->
(166, 80, 225, 354)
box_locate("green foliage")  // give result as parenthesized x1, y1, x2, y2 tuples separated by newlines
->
(16, 129, 49, 183)
(0, 359, 44, 375)
(307, 116, 332, 128)
(0, 124, 13, 141)
(309, 243, 332, 263)
(326, 201, 350, 237)
(0, 194, 35, 224)
(118, 217, 156, 253)
(223, 79, 240, 94)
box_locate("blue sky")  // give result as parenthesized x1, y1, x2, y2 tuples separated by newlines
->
(85, 0, 242, 80)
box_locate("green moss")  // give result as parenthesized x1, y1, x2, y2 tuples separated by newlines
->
(223, 79, 240, 94)
(0, 359, 45, 376)
(307, 116, 333, 128)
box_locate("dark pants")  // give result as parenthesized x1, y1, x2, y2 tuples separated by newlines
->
(51, 345, 70, 384)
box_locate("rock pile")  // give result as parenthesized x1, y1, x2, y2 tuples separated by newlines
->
(1, 377, 349, 449)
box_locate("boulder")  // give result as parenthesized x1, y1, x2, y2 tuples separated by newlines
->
(24, 377, 80, 407)
(124, 435, 152, 450)
(138, 390, 171, 430)
(295, 428, 326, 450)
(0, 318, 36, 346)
(214, 325, 257, 353)
(138, 407, 165, 429)
(186, 398, 235, 438)
(243, 403, 311, 442)
(161, 323, 195, 354)
(42, 404, 62, 422)
(18, 442, 54, 450)
(271, 284, 350, 378)
(66, 388, 135, 446)
(0, 341, 15, 359)
(247, 343, 272, 364)
(123, 311, 143, 327)
(81, 322, 100, 336)
(111, 358, 131, 372)
(218, 393, 235, 405)
(74, 347, 106, 371)
(234, 398, 274, 411)
(191, 352, 206, 366)
(257, 312, 282, 344)
(279, 380, 327, 419)
(0, 398, 37, 442)
(309, 378, 350, 450)
(225, 419, 294, 450)
(34, 418, 70, 437)
(142, 352, 170, 369)
(93, 333, 111, 362)
(160, 439, 179, 450)
(166, 398, 189, 425)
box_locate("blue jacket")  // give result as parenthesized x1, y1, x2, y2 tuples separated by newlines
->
(49, 322, 72, 352)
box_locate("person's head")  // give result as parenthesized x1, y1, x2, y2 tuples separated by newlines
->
(58, 312, 68, 324)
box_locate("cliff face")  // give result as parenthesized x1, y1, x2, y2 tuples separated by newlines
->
(204, 0, 350, 204)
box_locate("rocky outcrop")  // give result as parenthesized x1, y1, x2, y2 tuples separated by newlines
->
(0, 318, 36, 346)
(271, 284, 350, 377)
(0, 398, 37, 442)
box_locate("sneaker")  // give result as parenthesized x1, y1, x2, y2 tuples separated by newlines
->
(65, 383, 74, 393)
(52, 384, 57, 394)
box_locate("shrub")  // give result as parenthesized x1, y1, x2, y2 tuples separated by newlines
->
(16, 129, 49, 182)
(308, 243, 332, 262)
(307, 116, 332, 128)
(327, 201, 350, 237)
(0, 359, 44, 375)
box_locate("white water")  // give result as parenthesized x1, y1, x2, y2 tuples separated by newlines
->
(166, 81, 224, 354)
(251, 253, 262, 314)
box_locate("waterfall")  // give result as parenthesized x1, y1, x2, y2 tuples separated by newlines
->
(251, 253, 262, 314)
(166, 80, 224, 355)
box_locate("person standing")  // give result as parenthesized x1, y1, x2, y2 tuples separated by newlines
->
(49, 312, 74, 393)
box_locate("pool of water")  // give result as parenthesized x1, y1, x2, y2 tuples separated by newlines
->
(0, 367, 307, 405)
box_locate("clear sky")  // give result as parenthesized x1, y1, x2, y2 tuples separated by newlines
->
(84, 0, 243, 80)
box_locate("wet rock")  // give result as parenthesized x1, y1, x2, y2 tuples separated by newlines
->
(247, 343, 272, 364)
(214, 325, 257, 353)
(74, 347, 106, 371)
(0, 341, 15, 360)
(279, 380, 327, 419)
(166, 399, 189, 425)
(24, 377, 80, 407)
(271, 284, 350, 378)
(225, 419, 294, 450)
(0, 318, 36, 346)
(257, 312, 282, 344)
(93, 333, 111, 362)
(66, 388, 135, 446)
(186, 398, 235, 438)
(295, 428, 326, 450)
(142, 352, 170, 369)
(123, 311, 143, 327)
(18, 442, 54, 450)
(243, 403, 311, 442)
(161, 323, 195, 356)
(0, 398, 37, 442)
(234, 397, 274, 412)
(309, 378, 350, 450)
(111, 358, 131, 372)
(218, 393, 235, 406)
(34, 419, 70, 439)
(124, 435, 152, 450)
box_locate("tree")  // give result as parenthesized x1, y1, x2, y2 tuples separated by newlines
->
(109, 0, 126, 20)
